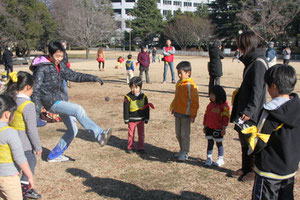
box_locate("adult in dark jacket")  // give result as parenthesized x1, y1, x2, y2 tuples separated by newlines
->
(137, 46, 151, 84)
(208, 41, 224, 93)
(31, 41, 112, 162)
(230, 31, 268, 182)
(2, 46, 13, 76)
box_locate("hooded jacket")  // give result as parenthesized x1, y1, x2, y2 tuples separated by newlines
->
(230, 48, 268, 126)
(31, 56, 99, 116)
(253, 93, 300, 179)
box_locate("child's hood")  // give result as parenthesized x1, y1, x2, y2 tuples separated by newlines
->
(30, 56, 52, 71)
(176, 78, 197, 87)
(267, 93, 300, 128)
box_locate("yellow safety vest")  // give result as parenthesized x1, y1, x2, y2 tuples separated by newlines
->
(0, 126, 14, 163)
(10, 101, 33, 131)
(125, 95, 146, 112)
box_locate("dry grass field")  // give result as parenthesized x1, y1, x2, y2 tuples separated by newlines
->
(12, 51, 300, 200)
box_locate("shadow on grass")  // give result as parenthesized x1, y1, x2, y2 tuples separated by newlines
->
(67, 168, 212, 200)
(41, 147, 51, 161)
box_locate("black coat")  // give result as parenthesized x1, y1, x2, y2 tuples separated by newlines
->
(208, 46, 224, 77)
(31, 56, 99, 116)
(2, 49, 13, 64)
(230, 48, 268, 125)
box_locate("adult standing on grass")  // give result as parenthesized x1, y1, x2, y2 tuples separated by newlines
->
(30, 40, 112, 162)
(230, 31, 268, 182)
(282, 46, 291, 65)
(137, 46, 151, 84)
(162, 39, 176, 84)
(266, 42, 277, 67)
(208, 40, 224, 93)
(2, 46, 13, 77)
(152, 47, 157, 63)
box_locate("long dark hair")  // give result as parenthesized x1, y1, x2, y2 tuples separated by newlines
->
(236, 31, 262, 55)
(0, 95, 17, 122)
(5, 71, 35, 99)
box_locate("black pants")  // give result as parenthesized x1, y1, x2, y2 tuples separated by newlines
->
(283, 59, 290, 65)
(98, 62, 104, 70)
(4, 63, 13, 76)
(139, 66, 150, 83)
(252, 175, 294, 200)
(209, 75, 220, 93)
(238, 129, 254, 174)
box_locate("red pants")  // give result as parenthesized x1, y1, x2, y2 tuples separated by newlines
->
(128, 121, 145, 150)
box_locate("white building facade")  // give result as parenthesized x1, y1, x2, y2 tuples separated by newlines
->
(112, 0, 211, 32)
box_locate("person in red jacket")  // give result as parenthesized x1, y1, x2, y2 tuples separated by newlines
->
(162, 39, 176, 84)
(203, 85, 230, 167)
(137, 46, 151, 84)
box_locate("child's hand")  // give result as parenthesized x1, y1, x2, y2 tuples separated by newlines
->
(190, 117, 195, 123)
(241, 114, 250, 121)
(28, 177, 34, 189)
(221, 129, 226, 136)
(171, 109, 174, 115)
(203, 127, 206, 134)
(35, 149, 42, 156)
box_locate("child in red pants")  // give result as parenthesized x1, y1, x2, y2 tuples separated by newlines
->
(123, 77, 150, 154)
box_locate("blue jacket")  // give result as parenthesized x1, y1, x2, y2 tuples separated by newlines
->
(126, 60, 135, 71)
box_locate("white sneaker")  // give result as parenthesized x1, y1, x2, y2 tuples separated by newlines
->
(47, 155, 69, 162)
(214, 157, 224, 167)
(98, 128, 112, 147)
(178, 153, 188, 161)
(205, 158, 213, 166)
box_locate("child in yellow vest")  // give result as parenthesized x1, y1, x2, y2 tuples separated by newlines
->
(123, 77, 150, 154)
(0, 95, 34, 200)
(170, 61, 199, 161)
(5, 72, 42, 199)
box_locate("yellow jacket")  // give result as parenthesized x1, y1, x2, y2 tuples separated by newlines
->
(170, 78, 199, 118)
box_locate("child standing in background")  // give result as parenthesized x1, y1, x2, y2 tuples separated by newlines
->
(97, 47, 105, 71)
(170, 61, 199, 161)
(0, 95, 34, 200)
(203, 85, 230, 167)
(126, 55, 135, 84)
(5, 72, 42, 199)
(116, 56, 124, 69)
(123, 77, 150, 154)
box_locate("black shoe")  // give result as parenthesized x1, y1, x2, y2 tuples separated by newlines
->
(27, 189, 41, 199)
(137, 149, 146, 154)
(126, 149, 134, 154)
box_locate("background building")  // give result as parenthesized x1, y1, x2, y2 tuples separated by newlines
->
(112, 0, 211, 32)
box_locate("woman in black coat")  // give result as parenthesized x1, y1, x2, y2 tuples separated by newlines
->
(208, 40, 224, 93)
(230, 31, 268, 182)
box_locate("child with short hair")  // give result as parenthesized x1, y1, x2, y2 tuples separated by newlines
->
(241, 64, 300, 199)
(5, 71, 42, 199)
(116, 56, 124, 69)
(123, 77, 150, 154)
(203, 85, 230, 167)
(0, 95, 34, 200)
(126, 55, 135, 84)
(170, 61, 199, 161)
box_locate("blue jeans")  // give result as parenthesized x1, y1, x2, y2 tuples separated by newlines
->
(152, 56, 156, 63)
(47, 101, 104, 159)
(163, 61, 175, 82)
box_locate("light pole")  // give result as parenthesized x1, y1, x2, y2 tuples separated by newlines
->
(128, 12, 133, 54)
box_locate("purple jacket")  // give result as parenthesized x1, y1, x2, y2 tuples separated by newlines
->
(137, 52, 150, 68)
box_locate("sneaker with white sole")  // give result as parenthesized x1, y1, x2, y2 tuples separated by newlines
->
(214, 157, 224, 167)
(178, 153, 188, 161)
(205, 158, 213, 166)
(47, 155, 69, 162)
(98, 128, 112, 147)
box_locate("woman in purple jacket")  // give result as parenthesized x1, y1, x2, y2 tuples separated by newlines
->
(137, 46, 151, 84)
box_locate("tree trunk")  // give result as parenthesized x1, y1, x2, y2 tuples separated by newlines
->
(85, 48, 89, 59)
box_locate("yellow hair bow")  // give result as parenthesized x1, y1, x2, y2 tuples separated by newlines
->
(9, 72, 18, 83)
(241, 126, 270, 153)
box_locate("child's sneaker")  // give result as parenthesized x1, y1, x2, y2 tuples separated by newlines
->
(27, 189, 41, 199)
(178, 153, 188, 161)
(205, 158, 213, 166)
(214, 157, 224, 167)
(98, 128, 112, 147)
(47, 155, 69, 162)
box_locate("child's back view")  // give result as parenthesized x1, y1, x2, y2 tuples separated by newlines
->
(242, 64, 300, 199)
(170, 61, 199, 161)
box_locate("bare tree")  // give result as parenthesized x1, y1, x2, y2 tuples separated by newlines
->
(165, 15, 213, 50)
(238, 0, 300, 42)
(53, 0, 116, 58)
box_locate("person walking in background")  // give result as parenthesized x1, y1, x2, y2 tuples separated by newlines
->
(266, 41, 277, 67)
(97, 47, 105, 71)
(232, 49, 240, 63)
(137, 46, 151, 84)
(2, 46, 13, 78)
(170, 61, 199, 162)
(126, 54, 135, 84)
(282, 46, 291, 64)
(152, 47, 157, 63)
(208, 40, 224, 93)
(162, 40, 176, 84)
(230, 31, 268, 182)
